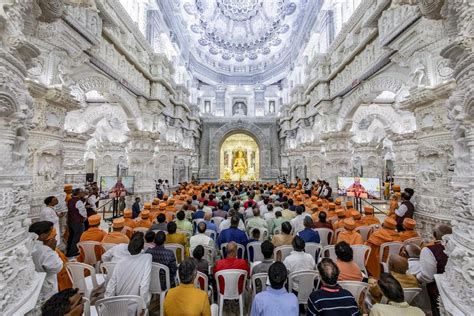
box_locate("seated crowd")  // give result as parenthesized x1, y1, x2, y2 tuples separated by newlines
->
(35, 180, 450, 315)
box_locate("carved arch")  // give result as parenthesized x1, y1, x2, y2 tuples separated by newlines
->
(71, 71, 141, 123)
(208, 120, 271, 179)
(337, 75, 408, 130)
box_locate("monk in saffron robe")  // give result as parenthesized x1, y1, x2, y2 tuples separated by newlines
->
(333, 208, 347, 230)
(135, 210, 152, 228)
(365, 217, 401, 278)
(344, 201, 355, 218)
(56, 248, 72, 291)
(361, 206, 381, 226)
(399, 218, 419, 241)
(165, 199, 177, 222)
(388, 193, 400, 219)
(336, 219, 364, 245)
(351, 210, 365, 228)
(102, 218, 129, 244)
(78, 214, 106, 262)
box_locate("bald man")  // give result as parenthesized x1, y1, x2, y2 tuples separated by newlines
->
(400, 244, 421, 275)
(417, 224, 452, 316)
(368, 254, 419, 303)
(214, 241, 249, 293)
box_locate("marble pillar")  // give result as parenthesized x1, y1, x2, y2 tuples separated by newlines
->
(215, 84, 226, 116)
(27, 82, 80, 218)
(0, 0, 60, 313)
(254, 84, 265, 116)
(63, 131, 89, 187)
(429, 1, 474, 313)
(320, 131, 352, 188)
(127, 129, 159, 202)
(400, 82, 455, 236)
(391, 132, 417, 189)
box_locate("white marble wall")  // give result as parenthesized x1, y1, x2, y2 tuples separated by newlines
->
(278, 1, 474, 313)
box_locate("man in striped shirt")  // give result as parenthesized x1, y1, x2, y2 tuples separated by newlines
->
(307, 258, 361, 316)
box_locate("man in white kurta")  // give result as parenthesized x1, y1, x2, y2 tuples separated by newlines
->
(190, 222, 214, 249)
(101, 243, 131, 263)
(29, 221, 63, 302)
(105, 234, 152, 305)
(40, 196, 61, 244)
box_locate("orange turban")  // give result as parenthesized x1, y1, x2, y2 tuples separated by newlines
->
(45, 227, 57, 241)
(392, 185, 401, 192)
(403, 218, 416, 230)
(344, 218, 356, 230)
(140, 210, 150, 219)
(124, 209, 132, 218)
(364, 206, 374, 214)
(336, 208, 345, 217)
(159, 203, 166, 210)
(112, 218, 125, 229)
(144, 203, 152, 209)
(328, 203, 336, 210)
(346, 201, 353, 208)
(351, 211, 361, 220)
(88, 214, 101, 226)
(383, 217, 397, 230)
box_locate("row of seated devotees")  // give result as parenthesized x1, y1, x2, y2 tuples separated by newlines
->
(33, 182, 448, 316)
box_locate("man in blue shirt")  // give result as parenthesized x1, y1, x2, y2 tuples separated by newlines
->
(217, 215, 248, 248)
(298, 216, 320, 243)
(192, 204, 205, 220)
(203, 212, 217, 232)
(250, 261, 298, 316)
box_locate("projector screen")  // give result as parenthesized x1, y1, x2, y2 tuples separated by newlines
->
(99, 176, 135, 199)
(337, 177, 381, 200)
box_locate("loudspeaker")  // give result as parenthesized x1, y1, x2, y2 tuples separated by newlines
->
(86, 173, 94, 183)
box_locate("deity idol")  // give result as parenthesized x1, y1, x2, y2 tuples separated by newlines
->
(233, 150, 248, 177)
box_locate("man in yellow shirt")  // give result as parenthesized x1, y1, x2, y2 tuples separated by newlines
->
(165, 221, 189, 261)
(164, 258, 212, 316)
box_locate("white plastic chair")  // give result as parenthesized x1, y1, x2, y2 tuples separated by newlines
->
(380, 242, 403, 273)
(165, 243, 185, 263)
(352, 245, 371, 274)
(215, 269, 248, 316)
(102, 243, 117, 252)
(355, 226, 372, 242)
(369, 223, 380, 231)
(204, 229, 217, 240)
(191, 244, 216, 266)
(100, 262, 117, 284)
(96, 295, 145, 316)
(177, 229, 192, 240)
(211, 216, 224, 227)
(193, 218, 205, 232)
(273, 245, 293, 262)
(194, 271, 213, 302)
(339, 281, 368, 305)
(133, 227, 149, 234)
(321, 245, 337, 262)
(194, 271, 209, 292)
(251, 273, 268, 299)
(313, 228, 333, 247)
(403, 288, 423, 304)
(273, 227, 281, 235)
(402, 237, 423, 247)
(288, 270, 319, 306)
(66, 262, 105, 300)
(333, 228, 345, 244)
(247, 241, 264, 263)
(305, 243, 322, 262)
(220, 243, 246, 259)
(150, 263, 170, 316)
(77, 241, 102, 268)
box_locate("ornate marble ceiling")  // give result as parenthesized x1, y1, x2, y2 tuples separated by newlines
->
(157, 0, 321, 84)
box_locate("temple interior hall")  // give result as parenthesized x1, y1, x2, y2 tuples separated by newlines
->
(1, 0, 473, 315)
